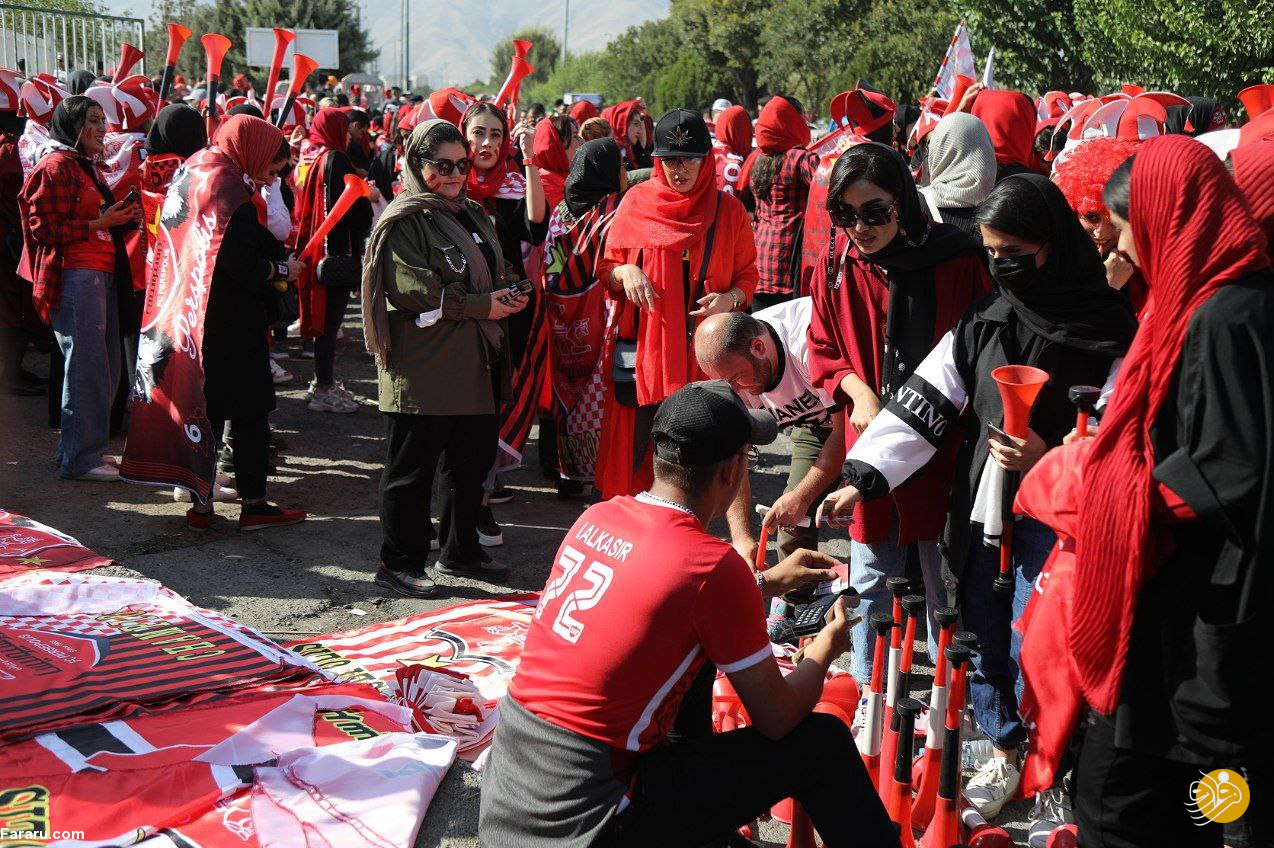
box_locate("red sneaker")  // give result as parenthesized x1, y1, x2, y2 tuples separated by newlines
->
(239, 504, 307, 531)
(186, 508, 215, 531)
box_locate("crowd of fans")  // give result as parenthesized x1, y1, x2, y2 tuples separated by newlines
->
(2, 51, 1272, 848)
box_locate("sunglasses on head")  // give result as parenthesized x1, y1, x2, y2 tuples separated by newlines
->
(417, 155, 473, 176)
(829, 199, 896, 229)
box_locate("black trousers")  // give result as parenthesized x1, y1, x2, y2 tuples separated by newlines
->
(1074, 715, 1271, 848)
(212, 413, 270, 500)
(600, 664, 898, 848)
(380, 409, 498, 571)
(314, 287, 350, 385)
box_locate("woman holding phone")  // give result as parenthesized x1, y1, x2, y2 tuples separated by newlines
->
(19, 95, 141, 481)
(362, 118, 528, 598)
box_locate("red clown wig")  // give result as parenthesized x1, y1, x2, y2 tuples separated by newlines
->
(1051, 136, 1141, 217)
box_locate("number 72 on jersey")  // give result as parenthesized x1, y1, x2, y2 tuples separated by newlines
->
(534, 545, 615, 643)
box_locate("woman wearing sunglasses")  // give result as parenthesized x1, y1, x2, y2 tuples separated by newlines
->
(820, 172, 1137, 824)
(807, 142, 991, 693)
(461, 101, 550, 536)
(361, 118, 529, 599)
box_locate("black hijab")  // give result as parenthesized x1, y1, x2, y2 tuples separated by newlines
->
(49, 95, 97, 150)
(65, 70, 96, 96)
(835, 142, 982, 396)
(994, 173, 1137, 354)
(145, 104, 207, 158)
(1165, 96, 1221, 138)
(227, 103, 264, 119)
(564, 137, 623, 218)
(0, 111, 25, 136)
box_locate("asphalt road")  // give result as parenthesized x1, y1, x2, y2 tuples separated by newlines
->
(0, 305, 1031, 846)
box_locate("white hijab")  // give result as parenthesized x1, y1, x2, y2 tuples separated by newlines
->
(919, 112, 997, 218)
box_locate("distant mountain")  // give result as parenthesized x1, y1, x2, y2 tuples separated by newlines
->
(101, 0, 669, 88)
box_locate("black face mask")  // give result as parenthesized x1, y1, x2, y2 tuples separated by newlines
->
(989, 247, 1044, 291)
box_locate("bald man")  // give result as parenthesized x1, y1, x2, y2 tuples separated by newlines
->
(695, 297, 843, 563)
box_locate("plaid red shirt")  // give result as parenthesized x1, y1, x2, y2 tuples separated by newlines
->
(753, 148, 818, 297)
(18, 149, 114, 323)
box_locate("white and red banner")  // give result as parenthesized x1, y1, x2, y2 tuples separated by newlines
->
(0, 510, 111, 577)
(930, 20, 977, 101)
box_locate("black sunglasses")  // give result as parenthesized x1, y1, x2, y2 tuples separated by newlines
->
(829, 199, 897, 229)
(417, 155, 473, 176)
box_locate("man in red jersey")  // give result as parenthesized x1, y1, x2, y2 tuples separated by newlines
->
(480, 380, 897, 847)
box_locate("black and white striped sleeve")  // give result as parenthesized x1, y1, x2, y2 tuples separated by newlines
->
(843, 330, 968, 500)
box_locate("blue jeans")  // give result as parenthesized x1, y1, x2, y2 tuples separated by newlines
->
(50, 269, 120, 477)
(848, 520, 946, 685)
(958, 516, 1055, 750)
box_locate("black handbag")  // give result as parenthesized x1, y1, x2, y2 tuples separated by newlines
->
(316, 255, 362, 289)
(610, 197, 720, 408)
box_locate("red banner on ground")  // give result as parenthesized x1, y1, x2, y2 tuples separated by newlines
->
(0, 510, 111, 577)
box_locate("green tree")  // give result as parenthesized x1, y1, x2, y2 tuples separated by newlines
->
(672, 0, 766, 108)
(1074, 0, 1274, 113)
(654, 51, 733, 115)
(489, 27, 561, 92)
(595, 17, 686, 108)
(963, 0, 1094, 95)
(833, 0, 963, 107)
(523, 52, 608, 109)
(758, 0, 862, 116)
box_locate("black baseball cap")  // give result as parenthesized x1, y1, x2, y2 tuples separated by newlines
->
(651, 381, 778, 465)
(652, 108, 712, 158)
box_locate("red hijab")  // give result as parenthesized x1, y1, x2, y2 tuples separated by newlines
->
(1073, 135, 1269, 714)
(570, 100, 598, 123)
(754, 95, 809, 154)
(307, 107, 349, 155)
(462, 103, 521, 204)
(714, 104, 753, 159)
(533, 120, 572, 211)
(604, 99, 641, 164)
(1231, 142, 1274, 242)
(607, 150, 721, 403)
(971, 89, 1037, 169)
(739, 96, 809, 197)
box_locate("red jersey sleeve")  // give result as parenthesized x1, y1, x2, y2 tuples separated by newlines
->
(806, 232, 856, 404)
(691, 550, 770, 673)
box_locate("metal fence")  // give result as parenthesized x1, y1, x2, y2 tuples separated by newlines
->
(0, 4, 144, 78)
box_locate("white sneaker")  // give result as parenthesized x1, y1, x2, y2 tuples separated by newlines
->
(308, 389, 359, 413)
(71, 464, 120, 481)
(305, 379, 355, 402)
(270, 359, 293, 385)
(173, 484, 238, 503)
(269, 349, 289, 361)
(1027, 781, 1073, 848)
(287, 320, 301, 335)
(965, 755, 1021, 820)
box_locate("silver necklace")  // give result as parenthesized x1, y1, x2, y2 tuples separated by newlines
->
(637, 491, 696, 516)
(440, 245, 468, 274)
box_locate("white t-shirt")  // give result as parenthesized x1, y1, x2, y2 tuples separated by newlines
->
(744, 297, 839, 430)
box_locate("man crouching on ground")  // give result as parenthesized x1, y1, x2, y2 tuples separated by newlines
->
(479, 380, 898, 847)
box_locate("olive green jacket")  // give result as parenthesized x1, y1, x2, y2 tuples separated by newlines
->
(375, 201, 515, 415)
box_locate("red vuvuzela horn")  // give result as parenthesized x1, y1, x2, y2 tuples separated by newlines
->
(112, 43, 144, 84)
(300, 174, 372, 261)
(265, 28, 296, 114)
(950, 73, 976, 109)
(887, 696, 923, 846)
(877, 576, 912, 797)
(858, 612, 894, 777)
(990, 365, 1048, 593)
(494, 39, 534, 109)
(201, 33, 232, 137)
(157, 23, 191, 102)
(1068, 384, 1101, 440)
(275, 52, 319, 129)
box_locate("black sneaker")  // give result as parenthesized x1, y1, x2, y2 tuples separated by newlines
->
(436, 552, 510, 583)
(556, 478, 587, 500)
(478, 506, 503, 547)
(488, 485, 514, 505)
(374, 565, 437, 598)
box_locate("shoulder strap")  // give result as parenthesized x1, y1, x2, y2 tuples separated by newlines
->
(697, 193, 721, 290)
